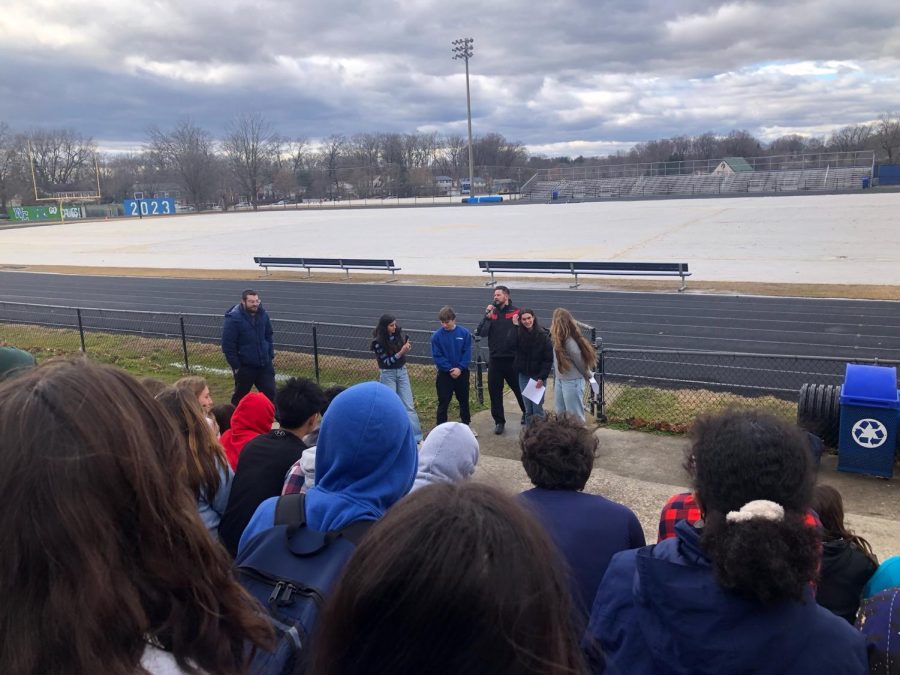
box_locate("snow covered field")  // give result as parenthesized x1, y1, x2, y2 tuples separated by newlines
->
(2, 192, 898, 285)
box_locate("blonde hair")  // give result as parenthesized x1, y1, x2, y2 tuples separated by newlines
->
(551, 308, 596, 374)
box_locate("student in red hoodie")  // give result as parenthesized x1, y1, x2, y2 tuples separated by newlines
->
(220, 392, 275, 471)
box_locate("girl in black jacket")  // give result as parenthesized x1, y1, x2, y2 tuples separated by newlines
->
(512, 308, 553, 426)
(812, 484, 878, 623)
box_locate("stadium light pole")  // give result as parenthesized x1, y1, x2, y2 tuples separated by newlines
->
(452, 38, 475, 197)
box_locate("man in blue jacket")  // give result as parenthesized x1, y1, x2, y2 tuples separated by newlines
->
(221, 289, 275, 405)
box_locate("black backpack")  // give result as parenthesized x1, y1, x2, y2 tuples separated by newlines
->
(235, 493, 371, 674)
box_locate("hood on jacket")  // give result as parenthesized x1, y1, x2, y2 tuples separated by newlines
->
(305, 382, 417, 532)
(224, 303, 267, 320)
(613, 521, 833, 674)
(220, 392, 274, 470)
(411, 422, 479, 492)
(864, 555, 900, 598)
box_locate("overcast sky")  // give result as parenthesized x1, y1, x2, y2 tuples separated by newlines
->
(2, 0, 899, 156)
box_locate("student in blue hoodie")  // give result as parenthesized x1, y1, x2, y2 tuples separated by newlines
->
(585, 410, 868, 675)
(431, 306, 473, 428)
(238, 381, 418, 554)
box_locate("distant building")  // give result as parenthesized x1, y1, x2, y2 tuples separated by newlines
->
(712, 157, 755, 175)
(434, 175, 453, 196)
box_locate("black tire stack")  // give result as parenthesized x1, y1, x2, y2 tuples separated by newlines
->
(797, 383, 841, 448)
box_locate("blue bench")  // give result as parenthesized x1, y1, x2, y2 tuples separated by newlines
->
(478, 260, 691, 291)
(254, 257, 401, 281)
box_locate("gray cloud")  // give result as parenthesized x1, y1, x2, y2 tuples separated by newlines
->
(2, 0, 899, 156)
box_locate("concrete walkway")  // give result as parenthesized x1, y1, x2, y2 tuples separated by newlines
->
(467, 390, 899, 560)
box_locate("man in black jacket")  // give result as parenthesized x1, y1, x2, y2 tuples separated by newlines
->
(475, 285, 526, 434)
(221, 289, 276, 405)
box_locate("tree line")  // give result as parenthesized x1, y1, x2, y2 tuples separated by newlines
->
(1, 111, 898, 212)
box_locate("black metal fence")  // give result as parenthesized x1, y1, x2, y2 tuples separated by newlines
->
(3, 300, 897, 433)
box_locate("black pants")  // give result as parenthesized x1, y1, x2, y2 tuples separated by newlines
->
(487, 357, 525, 424)
(436, 369, 471, 425)
(231, 363, 276, 405)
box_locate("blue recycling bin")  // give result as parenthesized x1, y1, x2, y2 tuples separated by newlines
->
(862, 176, 870, 189)
(551, 190, 559, 200)
(837, 363, 898, 478)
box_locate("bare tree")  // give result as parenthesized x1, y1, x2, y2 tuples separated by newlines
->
(827, 124, 873, 152)
(222, 112, 281, 209)
(875, 112, 900, 163)
(26, 128, 96, 191)
(319, 134, 347, 197)
(147, 119, 217, 209)
(0, 123, 28, 210)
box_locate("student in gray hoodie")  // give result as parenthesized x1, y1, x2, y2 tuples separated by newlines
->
(411, 422, 479, 492)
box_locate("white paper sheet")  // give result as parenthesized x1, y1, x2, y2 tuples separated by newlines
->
(521, 378, 546, 405)
(589, 373, 600, 395)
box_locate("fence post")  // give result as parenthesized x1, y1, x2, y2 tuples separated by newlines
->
(312, 323, 321, 384)
(179, 316, 190, 372)
(76, 308, 86, 352)
(474, 337, 485, 405)
(595, 337, 607, 422)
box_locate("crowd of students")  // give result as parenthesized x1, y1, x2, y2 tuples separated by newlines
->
(1, 338, 898, 674)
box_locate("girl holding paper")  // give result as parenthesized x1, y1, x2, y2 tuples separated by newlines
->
(512, 308, 553, 426)
(550, 308, 597, 423)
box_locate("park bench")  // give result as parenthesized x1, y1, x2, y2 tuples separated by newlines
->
(478, 260, 691, 291)
(253, 257, 401, 281)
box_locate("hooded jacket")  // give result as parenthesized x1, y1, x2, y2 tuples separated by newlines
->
(585, 520, 868, 675)
(221, 303, 274, 370)
(411, 422, 479, 492)
(816, 538, 877, 623)
(237, 381, 417, 553)
(220, 393, 275, 471)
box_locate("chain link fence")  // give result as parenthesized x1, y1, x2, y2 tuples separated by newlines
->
(596, 348, 900, 434)
(4, 300, 897, 438)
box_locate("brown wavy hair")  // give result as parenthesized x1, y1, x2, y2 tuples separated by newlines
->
(812, 484, 878, 565)
(0, 357, 273, 675)
(550, 308, 596, 374)
(311, 482, 585, 675)
(175, 374, 208, 399)
(156, 386, 229, 500)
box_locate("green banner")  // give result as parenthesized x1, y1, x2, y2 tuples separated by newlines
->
(7, 205, 82, 221)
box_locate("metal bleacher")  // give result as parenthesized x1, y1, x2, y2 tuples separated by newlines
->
(523, 151, 874, 202)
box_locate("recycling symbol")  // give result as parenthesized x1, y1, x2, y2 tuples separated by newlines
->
(851, 418, 888, 449)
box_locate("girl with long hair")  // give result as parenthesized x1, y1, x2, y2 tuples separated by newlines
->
(175, 374, 219, 434)
(310, 482, 585, 675)
(586, 410, 867, 674)
(371, 313, 422, 442)
(811, 483, 878, 623)
(0, 357, 272, 675)
(512, 308, 553, 425)
(156, 385, 234, 537)
(550, 308, 596, 422)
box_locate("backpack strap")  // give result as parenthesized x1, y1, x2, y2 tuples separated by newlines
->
(274, 493, 306, 528)
(334, 520, 374, 546)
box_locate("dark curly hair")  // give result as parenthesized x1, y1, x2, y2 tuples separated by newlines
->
(691, 410, 818, 606)
(520, 413, 597, 491)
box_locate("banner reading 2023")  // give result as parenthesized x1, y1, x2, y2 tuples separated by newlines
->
(123, 198, 176, 217)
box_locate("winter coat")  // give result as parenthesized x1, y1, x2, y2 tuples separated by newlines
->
(513, 326, 553, 381)
(221, 303, 274, 370)
(220, 393, 275, 471)
(476, 302, 519, 359)
(585, 520, 868, 675)
(816, 538, 877, 623)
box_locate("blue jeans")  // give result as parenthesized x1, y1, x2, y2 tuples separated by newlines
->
(379, 367, 423, 442)
(518, 373, 546, 426)
(554, 377, 586, 422)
